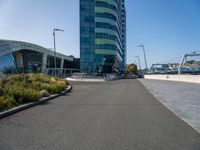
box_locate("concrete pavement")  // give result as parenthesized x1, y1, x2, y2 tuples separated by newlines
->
(139, 79, 200, 133)
(0, 80, 200, 150)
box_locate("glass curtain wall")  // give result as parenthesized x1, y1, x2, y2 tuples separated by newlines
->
(80, 0, 126, 73)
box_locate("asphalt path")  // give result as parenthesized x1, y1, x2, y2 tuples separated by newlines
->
(0, 80, 200, 150)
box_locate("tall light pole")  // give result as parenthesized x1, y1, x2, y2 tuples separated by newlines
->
(53, 28, 64, 68)
(134, 60, 138, 73)
(135, 56, 141, 74)
(137, 44, 148, 72)
(134, 60, 138, 68)
(134, 61, 137, 65)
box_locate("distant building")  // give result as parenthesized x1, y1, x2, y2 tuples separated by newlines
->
(0, 40, 78, 74)
(80, 0, 126, 73)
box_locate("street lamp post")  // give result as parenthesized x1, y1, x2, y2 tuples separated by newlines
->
(134, 60, 138, 74)
(53, 28, 64, 68)
(134, 60, 138, 68)
(137, 44, 148, 73)
(135, 56, 141, 75)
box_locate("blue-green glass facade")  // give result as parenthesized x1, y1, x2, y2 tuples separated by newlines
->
(80, 0, 126, 73)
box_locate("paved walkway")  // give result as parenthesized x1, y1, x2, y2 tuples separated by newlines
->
(66, 77, 105, 82)
(139, 79, 200, 133)
(0, 80, 200, 150)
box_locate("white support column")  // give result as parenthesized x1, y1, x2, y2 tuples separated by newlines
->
(60, 58, 64, 75)
(178, 54, 186, 74)
(61, 58, 64, 69)
(42, 53, 47, 73)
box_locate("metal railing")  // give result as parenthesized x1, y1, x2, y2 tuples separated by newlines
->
(69, 73, 118, 80)
(42, 68, 80, 77)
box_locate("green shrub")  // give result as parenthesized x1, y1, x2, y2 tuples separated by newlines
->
(0, 87, 4, 96)
(9, 74, 24, 82)
(42, 84, 58, 94)
(31, 74, 51, 83)
(5, 85, 41, 104)
(65, 80, 69, 85)
(21, 88, 42, 103)
(6, 85, 23, 103)
(41, 82, 66, 94)
(1, 78, 9, 86)
(0, 96, 15, 111)
(31, 81, 42, 91)
(0, 74, 69, 111)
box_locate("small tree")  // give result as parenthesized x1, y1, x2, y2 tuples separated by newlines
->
(126, 64, 137, 74)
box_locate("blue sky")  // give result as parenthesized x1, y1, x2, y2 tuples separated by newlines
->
(0, 0, 200, 68)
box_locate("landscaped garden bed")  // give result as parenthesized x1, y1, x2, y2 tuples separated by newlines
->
(0, 74, 69, 111)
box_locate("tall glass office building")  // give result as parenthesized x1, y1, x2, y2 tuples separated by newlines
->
(80, 0, 126, 73)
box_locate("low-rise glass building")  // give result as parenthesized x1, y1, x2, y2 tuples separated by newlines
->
(0, 40, 74, 74)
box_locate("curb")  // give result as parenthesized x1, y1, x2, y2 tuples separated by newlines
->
(0, 85, 72, 119)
